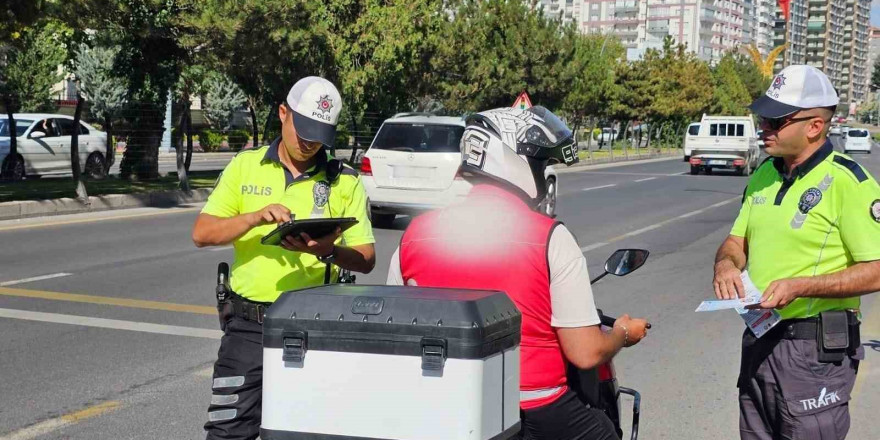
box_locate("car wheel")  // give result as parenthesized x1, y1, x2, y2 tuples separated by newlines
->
(2, 155, 25, 182)
(690, 165, 700, 175)
(84, 152, 107, 179)
(371, 212, 396, 229)
(541, 178, 557, 218)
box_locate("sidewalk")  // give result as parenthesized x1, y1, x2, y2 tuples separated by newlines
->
(0, 147, 677, 221)
(0, 188, 213, 221)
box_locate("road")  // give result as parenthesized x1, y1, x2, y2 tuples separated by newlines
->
(1, 136, 878, 439)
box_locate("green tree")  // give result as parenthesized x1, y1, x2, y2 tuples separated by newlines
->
(558, 31, 624, 147)
(203, 72, 246, 132)
(871, 56, 880, 91)
(729, 52, 768, 101)
(73, 42, 128, 174)
(0, 20, 69, 180)
(2, 23, 69, 112)
(432, 0, 568, 112)
(189, 0, 333, 145)
(67, 0, 198, 180)
(710, 53, 751, 116)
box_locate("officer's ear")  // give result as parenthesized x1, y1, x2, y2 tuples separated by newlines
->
(278, 102, 291, 124)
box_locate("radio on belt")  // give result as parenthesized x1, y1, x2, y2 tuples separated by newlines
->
(260, 285, 522, 440)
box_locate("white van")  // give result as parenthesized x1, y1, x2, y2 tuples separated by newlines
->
(844, 129, 871, 154)
(687, 115, 759, 176)
(683, 122, 700, 161)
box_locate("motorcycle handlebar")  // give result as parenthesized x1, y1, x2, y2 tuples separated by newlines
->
(599, 313, 652, 329)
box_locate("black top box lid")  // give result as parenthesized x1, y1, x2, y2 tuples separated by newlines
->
(263, 285, 521, 360)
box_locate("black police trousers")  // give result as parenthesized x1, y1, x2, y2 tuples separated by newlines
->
(204, 314, 263, 440)
(520, 390, 620, 440)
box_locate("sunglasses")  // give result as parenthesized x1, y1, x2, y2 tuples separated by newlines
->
(757, 115, 822, 131)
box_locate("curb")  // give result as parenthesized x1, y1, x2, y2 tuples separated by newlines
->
(552, 153, 681, 174)
(0, 188, 213, 222)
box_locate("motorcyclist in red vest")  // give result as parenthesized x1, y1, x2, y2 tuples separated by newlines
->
(387, 107, 649, 440)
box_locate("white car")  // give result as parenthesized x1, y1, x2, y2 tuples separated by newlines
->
(360, 113, 559, 227)
(829, 125, 842, 136)
(683, 122, 701, 161)
(0, 113, 110, 180)
(843, 129, 871, 154)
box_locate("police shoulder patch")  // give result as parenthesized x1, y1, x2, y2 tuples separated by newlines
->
(871, 199, 880, 223)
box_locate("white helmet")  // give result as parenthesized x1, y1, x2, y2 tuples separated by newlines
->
(459, 106, 578, 203)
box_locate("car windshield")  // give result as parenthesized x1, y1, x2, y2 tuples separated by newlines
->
(0, 119, 34, 137)
(847, 130, 868, 138)
(371, 123, 464, 153)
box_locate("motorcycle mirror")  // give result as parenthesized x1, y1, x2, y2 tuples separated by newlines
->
(604, 249, 649, 277)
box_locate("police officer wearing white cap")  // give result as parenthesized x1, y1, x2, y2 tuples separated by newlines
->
(193, 76, 376, 440)
(713, 65, 880, 439)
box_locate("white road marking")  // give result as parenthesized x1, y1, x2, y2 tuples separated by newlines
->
(579, 242, 609, 253)
(582, 184, 616, 192)
(0, 308, 222, 339)
(0, 273, 72, 287)
(208, 246, 234, 252)
(634, 177, 658, 183)
(579, 196, 740, 254)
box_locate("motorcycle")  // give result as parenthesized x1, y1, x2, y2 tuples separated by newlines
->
(215, 249, 647, 440)
(566, 248, 650, 440)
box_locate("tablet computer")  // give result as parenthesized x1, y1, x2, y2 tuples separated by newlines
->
(261, 217, 359, 246)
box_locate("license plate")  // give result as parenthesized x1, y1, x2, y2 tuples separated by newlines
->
(709, 160, 727, 166)
(392, 166, 431, 179)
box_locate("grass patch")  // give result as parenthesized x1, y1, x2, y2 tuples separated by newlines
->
(578, 145, 681, 161)
(0, 170, 220, 203)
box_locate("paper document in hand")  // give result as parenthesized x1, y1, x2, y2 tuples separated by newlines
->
(695, 270, 764, 312)
(695, 296, 760, 312)
(736, 307, 781, 338)
(736, 271, 781, 337)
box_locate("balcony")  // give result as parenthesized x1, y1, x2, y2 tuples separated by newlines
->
(615, 27, 640, 36)
(647, 21, 670, 33)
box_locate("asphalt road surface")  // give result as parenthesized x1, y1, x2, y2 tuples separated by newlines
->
(1, 136, 878, 439)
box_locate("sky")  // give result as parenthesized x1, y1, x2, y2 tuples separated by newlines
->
(873, 0, 880, 27)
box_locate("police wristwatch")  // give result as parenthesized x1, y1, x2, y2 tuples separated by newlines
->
(317, 246, 337, 264)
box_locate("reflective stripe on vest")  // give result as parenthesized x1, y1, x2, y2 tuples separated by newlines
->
(520, 386, 566, 402)
(399, 184, 566, 409)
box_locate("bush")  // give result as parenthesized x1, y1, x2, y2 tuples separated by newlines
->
(228, 129, 250, 151)
(873, 132, 880, 142)
(199, 129, 224, 152)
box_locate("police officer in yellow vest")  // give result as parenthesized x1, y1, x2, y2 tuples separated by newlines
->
(192, 77, 376, 440)
(713, 65, 880, 439)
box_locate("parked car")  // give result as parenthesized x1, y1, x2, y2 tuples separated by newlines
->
(360, 113, 559, 227)
(844, 129, 871, 154)
(829, 125, 842, 136)
(683, 122, 701, 161)
(0, 113, 110, 181)
(687, 115, 760, 176)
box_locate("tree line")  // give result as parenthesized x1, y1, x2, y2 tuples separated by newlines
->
(1, 0, 768, 191)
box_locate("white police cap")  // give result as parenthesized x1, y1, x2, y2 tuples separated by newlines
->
(749, 65, 839, 118)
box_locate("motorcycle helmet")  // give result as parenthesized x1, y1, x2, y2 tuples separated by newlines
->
(459, 106, 578, 203)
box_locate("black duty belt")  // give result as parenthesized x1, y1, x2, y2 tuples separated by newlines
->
(777, 318, 819, 340)
(229, 292, 271, 324)
(776, 311, 859, 340)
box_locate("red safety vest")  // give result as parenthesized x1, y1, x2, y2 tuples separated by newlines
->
(399, 184, 567, 409)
